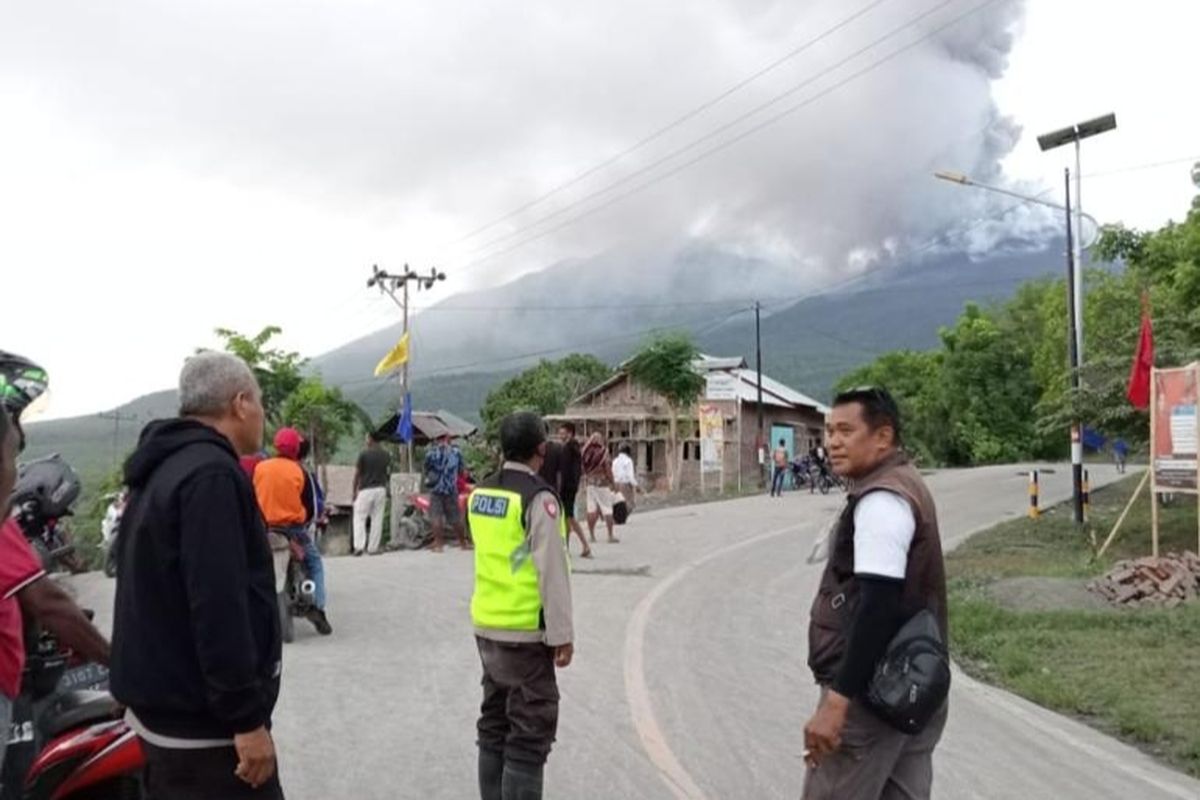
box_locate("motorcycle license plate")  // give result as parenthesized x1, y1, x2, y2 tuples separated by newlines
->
(57, 663, 110, 692)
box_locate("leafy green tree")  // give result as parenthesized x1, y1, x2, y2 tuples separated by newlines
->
(480, 355, 612, 440)
(280, 378, 364, 466)
(625, 333, 705, 491)
(937, 304, 1039, 464)
(212, 326, 306, 426)
(836, 350, 943, 465)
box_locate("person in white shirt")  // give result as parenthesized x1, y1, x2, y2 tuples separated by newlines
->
(612, 444, 637, 513)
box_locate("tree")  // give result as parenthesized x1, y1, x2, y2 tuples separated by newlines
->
(480, 355, 612, 440)
(625, 333, 705, 491)
(836, 350, 943, 466)
(280, 378, 363, 467)
(209, 326, 369, 464)
(936, 304, 1040, 464)
(213, 326, 305, 426)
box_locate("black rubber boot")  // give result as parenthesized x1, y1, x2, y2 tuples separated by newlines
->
(501, 760, 543, 800)
(478, 748, 504, 800)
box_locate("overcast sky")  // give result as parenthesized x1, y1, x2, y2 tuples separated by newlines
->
(3, 0, 1197, 420)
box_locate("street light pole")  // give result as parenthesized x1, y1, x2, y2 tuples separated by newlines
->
(1064, 169, 1085, 524)
(934, 169, 1098, 524)
(1037, 113, 1118, 372)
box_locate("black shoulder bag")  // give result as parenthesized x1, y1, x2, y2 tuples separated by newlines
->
(863, 609, 950, 735)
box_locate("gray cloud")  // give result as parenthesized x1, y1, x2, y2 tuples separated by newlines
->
(0, 0, 1034, 297)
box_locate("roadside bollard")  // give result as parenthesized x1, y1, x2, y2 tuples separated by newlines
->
(1083, 469, 1091, 522)
(1028, 470, 1040, 520)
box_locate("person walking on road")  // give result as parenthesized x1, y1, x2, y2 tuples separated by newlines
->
(1113, 438, 1129, 474)
(539, 436, 592, 559)
(469, 411, 574, 800)
(557, 423, 591, 556)
(581, 433, 618, 543)
(112, 352, 284, 799)
(771, 439, 789, 497)
(612, 444, 638, 514)
(352, 432, 391, 555)
(803, 387, 948, 800)
(253, 427, 332, 635)
(425, 433, 470, 552)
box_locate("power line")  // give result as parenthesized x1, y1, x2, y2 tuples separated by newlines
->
(1084, 154, 1200, 180)
(449, 0, 1000, 274)
(340, 191, 1053, 398)
(404, 298, 757, 313)
(452, 0, 963, 264)
(439, 0, 897, 249)
(340, 304, 756, 393)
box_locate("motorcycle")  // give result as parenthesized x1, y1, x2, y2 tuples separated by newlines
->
(392, 490, 471, 550)
(268, 529, 318, 644)
(11, 455, 87, 576)
(98, 492, 126, 580)
(3, 622, 143, 800)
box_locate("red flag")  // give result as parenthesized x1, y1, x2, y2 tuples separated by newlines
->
(1126, 301, 1154, 409)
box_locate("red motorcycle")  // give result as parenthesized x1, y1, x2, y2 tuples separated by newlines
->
(3, 626, 144, 800)
(393, 490, 471, 550)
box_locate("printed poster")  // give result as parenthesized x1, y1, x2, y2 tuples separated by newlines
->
(698, 404, 724, 473)
(1152, 364, 1199, 492)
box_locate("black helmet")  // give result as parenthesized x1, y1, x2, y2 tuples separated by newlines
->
(12, 454, 81, 519)
(0, 351, 49, 450)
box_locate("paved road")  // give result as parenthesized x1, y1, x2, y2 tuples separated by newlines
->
(73, 463, 1200, 799)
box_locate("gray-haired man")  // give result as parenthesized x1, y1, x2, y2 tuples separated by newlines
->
(112, 352, 285, 799)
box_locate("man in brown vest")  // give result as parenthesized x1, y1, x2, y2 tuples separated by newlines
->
(803, 387, 948, 800)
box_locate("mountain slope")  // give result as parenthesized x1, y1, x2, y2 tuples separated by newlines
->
(24, 238, 1070, 480)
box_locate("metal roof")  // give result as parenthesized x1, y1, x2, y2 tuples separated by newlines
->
(565, 352, 828, 416)
(732, 370, 830, 415)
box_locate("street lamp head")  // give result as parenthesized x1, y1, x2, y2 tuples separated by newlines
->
(1037, 113, 1117, 151)
(934, 170, 970, 185)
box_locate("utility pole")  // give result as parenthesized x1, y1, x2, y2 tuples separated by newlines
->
(1064, 169, 1085, 525)
(755, 301, 765, 488)
(97, 410, 138, 473)
(367, 264, 446, 472)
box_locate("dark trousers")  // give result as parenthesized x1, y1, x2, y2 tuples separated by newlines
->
(141, 739, 285, 800)
(771, 466, 787, 495)
(475, 637, 559, 765)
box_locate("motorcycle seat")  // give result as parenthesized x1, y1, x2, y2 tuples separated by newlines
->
(40, 690, 121, 740)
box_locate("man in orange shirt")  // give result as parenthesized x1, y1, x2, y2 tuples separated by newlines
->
(254, 427, 332, 635)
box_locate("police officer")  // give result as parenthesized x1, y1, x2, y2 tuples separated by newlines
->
(469, 411, 573, 800)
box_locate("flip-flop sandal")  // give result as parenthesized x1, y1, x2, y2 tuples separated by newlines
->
(580, 550, 594, 559)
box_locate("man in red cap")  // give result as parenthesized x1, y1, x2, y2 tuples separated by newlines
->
(253, 427, 332, 635)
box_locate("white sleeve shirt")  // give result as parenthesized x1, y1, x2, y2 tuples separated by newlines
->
(612, 454, 636, 485)
(852, 490, 916, 580)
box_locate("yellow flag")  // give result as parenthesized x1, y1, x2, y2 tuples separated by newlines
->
(374, 333, 410, 376)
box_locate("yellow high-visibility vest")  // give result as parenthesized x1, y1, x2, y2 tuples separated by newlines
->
(469, 470, 566, 631)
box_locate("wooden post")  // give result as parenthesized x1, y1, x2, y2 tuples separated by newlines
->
(1150, 366, 1159, 558)
(1028, 470, 1040, 520)
(1096, 469, 1150, 560)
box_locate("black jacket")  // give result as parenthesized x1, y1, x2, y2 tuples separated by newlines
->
(111, 419, 281, 739)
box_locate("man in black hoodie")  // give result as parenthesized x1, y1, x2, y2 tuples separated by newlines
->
(112, 351, 284, 799)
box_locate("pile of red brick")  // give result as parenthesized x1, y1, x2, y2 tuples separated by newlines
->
(1087, 552, 1200, 608)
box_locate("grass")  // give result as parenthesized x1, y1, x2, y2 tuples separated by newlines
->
(947, 473, 1200, 777)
